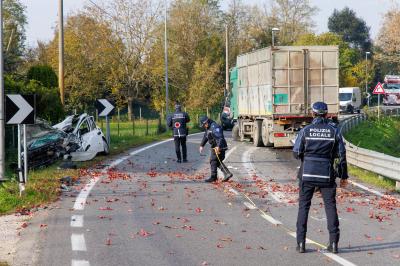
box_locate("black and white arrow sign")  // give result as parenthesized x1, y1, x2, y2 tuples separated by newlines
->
(95, 99, 115, 117)
(6, 94, 35, 124)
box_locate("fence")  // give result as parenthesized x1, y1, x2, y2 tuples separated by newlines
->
(339, 111, 400, 188)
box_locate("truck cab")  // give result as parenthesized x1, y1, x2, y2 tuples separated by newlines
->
(339, 87, 361, 113)
(383, 75, 400, 105)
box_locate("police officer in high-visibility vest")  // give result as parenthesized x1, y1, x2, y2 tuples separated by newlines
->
(199, 116, 233, 183)
(167, 103, 190, 163)
(293, 101, 348, 254)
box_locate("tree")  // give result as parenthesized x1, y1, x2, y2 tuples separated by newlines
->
(42, 14, 122, 112)
(376, 9, 400, 73)
(269, 0, 318, 45)
(145, 0, 224, 112)
(85, 0, 162, 120)
(188, 57, 223, 109)
(328, 7, 372, 52)
(27, 65, 58, 88)
(294, 32, 360, 87)
(3, 0, 27, 72)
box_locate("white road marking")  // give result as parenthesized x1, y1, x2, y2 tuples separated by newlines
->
(321, 251, 358, 266)
(288, 232, 356, 266)
(310, 216, 326, 221)
(73, 177, 100, 211)
(71, 234, 87, 251)
(228, 188, 239, 195)
(242, 148, 284, 203)
(217, 146, 237, 177)
(260, 213, 282, 225)
(349, 180, 384, 197)
(71, 260, 90, 266)
(243, 201, 257, 210)
(71, 215, 83, 228)
(233, 145, 356, 266)
(73, 137, 185, 211)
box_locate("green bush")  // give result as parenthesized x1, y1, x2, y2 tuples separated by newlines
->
(27, 65, 58, 88)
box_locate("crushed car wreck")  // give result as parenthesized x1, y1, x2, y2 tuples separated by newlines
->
(25, 113, 109, 169)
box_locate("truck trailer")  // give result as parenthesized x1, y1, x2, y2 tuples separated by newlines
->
(230, 46, 340, 147)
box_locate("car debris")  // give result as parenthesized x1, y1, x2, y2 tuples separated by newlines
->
(25, 113, 109, 169)
(54, 113, 109, 161)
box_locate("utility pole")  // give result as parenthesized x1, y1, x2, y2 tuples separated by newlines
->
(59, 0, 65, 106)
(365, 51, 371, 107)
(0, 0, 5, 180)
(164, 0, 169, 117)
(225, 24, 229, 99)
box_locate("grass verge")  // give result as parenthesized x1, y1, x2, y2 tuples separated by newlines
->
(344, 117, 400, 157)
(0, 125, 201, 215)
(349, 165, 397, 191)
(345, 116, 399, 192)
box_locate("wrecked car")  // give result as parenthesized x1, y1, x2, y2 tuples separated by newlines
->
(54, 113, 109, 156)
(25, 113, 109, 169)
(25, 119, 68, 168)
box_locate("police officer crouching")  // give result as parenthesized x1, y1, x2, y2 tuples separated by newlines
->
(167, 103, 190, 163)
(293, 101, 348, 254)
(199, 116, 233, 183)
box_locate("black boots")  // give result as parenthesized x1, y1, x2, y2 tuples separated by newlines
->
(296, 242, 306, 253)
(205, 176, 217, 183)
(177, 159, 182, 163)
(222, 172, 233, 182)
(327, 242, 338, 254)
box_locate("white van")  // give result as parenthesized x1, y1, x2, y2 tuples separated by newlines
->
(339, 87, 362, 113)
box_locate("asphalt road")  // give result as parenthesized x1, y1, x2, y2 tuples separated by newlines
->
(17, 132, 400, 266)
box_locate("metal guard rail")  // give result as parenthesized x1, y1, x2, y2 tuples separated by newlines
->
(339, 113, 400, 183)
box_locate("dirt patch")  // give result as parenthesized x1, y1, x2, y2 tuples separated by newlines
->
(0, 214, 32, 265)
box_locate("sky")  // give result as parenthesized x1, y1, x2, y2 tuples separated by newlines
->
(21, 0, 396, 47)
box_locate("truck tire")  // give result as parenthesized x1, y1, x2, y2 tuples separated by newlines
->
(232, 124, 240, 141)
(261, 120, 273, 147)
(253, 120, 263, 147)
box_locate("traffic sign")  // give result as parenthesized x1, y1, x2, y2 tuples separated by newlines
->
(6, 94, 35, 124)
(373, 82, 385, 95)
(95, 99, 115, 117)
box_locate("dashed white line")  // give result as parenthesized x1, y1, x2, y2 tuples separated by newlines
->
(71, 260, 90, 266)
(260, 213, 282, 225)
(242, 148, 284, 203)
(321, 251, 357, 266)
(243, 201, 257, 210)
(228, 188, 239, 195)
(288, 230, 356, 266)
(73, 177, 100, 211)
(73, 137, 182, 211)
(349, 180, 384, 197)
(71, 234, 87, 251)
(71, 215, 83, 228)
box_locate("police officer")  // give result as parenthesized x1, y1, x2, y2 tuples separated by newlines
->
(199, 116, 233, 183)
(167, 103, 190, 163)
(293, 101, 348, 254)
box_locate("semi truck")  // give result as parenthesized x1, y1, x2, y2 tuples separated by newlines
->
(383, 75, 400, 105)
(229, 46, 340, 147)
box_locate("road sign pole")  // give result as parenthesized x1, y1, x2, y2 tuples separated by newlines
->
(106, 115, 110, 147)
(17, 125, 22, 182)
(378, 94, 380, 120)
(0, 0, 5, 181)
(23, 124, 28, 183)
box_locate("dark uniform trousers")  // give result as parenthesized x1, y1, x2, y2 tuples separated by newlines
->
(210, 149, 225, 178)
(296, 181, 340, 244)
(174, 136, 187, 161)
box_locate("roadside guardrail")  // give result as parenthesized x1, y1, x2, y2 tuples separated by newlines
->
(339, 111, 400, 189)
